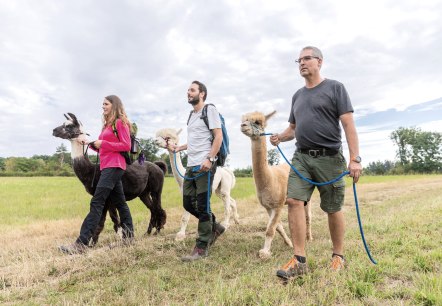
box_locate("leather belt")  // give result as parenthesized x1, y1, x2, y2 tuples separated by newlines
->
(297, 148, 339, 157)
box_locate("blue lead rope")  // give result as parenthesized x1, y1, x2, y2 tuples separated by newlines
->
(174, 151, 212, 214)
(261, 133, 377, 264)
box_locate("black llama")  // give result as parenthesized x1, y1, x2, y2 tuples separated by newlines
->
(53, 113, 167, 245)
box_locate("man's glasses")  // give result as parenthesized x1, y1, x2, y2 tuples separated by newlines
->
(295, 56, 320, 64)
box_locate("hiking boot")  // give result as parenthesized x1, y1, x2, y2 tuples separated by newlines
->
(276, 257, 308, 280)
(209, 222, 225, 246)
(330, 255, 345, 271)
(181, 246, 208, 262)
(58, 242, 88, 255)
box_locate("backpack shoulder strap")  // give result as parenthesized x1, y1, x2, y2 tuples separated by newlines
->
(186, 110, 193, 126)
(201, 103, 215, 130)
(112, 122, 119, 139)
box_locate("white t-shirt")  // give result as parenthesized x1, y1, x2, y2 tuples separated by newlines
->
(186, 104, 221, 166)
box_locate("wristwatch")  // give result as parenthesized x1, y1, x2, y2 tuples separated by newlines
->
(207, 156, 216, 163)
(352, 156, 362, 163)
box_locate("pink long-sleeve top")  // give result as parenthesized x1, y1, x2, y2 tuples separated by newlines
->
(98, 119, 131, 170)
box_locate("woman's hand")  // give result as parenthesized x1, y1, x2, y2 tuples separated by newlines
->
(90, 140, 102, 149)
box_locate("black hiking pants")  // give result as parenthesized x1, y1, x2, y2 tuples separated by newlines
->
(77, 167, 134, 246)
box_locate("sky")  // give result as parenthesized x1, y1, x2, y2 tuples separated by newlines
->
(1, 0, 441, 169)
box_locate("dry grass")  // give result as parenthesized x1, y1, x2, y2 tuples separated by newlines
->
(0, 175, 441, 305)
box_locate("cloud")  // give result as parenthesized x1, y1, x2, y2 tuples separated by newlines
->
(0, 1, 441, 170)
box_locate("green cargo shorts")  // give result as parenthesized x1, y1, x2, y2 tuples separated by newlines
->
(287, 150, 347, 213)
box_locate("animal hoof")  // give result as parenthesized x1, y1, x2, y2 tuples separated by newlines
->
(175, 233, 186, 242)
(258, 249, 272, 259)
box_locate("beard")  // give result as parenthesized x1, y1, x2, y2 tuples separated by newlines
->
(188, 96, 199, 106)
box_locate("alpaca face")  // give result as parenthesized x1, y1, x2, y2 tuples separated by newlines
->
(155, 128, 181, 149)
(240, 112, 267, 139)
(52, 113, 85, 140)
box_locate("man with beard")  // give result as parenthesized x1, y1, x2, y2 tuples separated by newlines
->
(171, 80, 225, 261)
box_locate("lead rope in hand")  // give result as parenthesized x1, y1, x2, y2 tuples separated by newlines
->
(174, 151, 212, 214)
(260, 132, 377, 264)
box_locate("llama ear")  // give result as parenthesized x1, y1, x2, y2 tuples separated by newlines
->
(176, 128, 182, 135)
(265, 110, 277, 121)
(64, 113, 69, 120)
(67, 112, 79, 125)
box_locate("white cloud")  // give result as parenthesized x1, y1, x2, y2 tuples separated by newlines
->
(0, 0, 441, 170)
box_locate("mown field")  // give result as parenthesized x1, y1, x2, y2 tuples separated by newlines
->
(0, 175, 441, 305)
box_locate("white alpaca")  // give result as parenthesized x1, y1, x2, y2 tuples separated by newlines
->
(155, 128, 239, 241)
(241, 111, 312, 259)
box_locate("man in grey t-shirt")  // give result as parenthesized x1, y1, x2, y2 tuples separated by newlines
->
(270, 46, 362, 281)
(172, 80, 226, 261)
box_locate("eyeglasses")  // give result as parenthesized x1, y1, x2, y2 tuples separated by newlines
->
(295, 56, 320, 64)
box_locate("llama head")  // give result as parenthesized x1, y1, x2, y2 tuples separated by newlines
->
(155, 128, 182, 150)
(52, 113, 87, 142)
(241, 110, 276, 140)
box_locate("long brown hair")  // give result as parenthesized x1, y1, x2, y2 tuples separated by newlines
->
(103, 95, 132, 131)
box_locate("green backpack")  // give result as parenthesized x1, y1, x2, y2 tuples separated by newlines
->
(112, 122, 145, 165)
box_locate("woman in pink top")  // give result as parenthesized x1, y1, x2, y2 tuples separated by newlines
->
(59, 95, 134, 254)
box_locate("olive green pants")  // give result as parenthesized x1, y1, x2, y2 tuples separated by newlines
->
(183, 167, 217, 248)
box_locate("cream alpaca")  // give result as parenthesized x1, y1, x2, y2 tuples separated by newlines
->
(241, 111, 312, 259)
(155, 128, 239, 241)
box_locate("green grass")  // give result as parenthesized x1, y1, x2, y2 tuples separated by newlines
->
(0, 175, 441, 305)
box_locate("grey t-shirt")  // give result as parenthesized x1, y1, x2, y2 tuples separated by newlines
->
(288, 79, 353, 150)
(187, 104, 221, 166)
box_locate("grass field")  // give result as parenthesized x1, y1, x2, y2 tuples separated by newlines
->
(0, 175, 441, 305)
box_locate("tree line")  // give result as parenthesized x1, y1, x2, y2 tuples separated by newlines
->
(0, 127, 440, 176)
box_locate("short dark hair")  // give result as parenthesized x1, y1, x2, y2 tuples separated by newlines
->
(192, 80, 207, 101)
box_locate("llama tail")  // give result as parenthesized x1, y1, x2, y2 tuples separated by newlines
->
(154, 161, 168, 175)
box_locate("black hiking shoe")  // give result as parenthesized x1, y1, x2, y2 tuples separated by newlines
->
(209, 222, 225, 246)
(58, 242, 88, 255)
(181, 246, 209, 262)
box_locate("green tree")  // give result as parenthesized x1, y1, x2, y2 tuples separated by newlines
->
(55, 143, 68, 167)
(390, 127, 442, 173)
(364, 160, 395, 175)
(159, 152, 172, 174)
(139, 137, 160, 161)
(390, 127, 417, 165)
(267, 148, 280, 166)
(234, 166, 253, 177)
(0, 157, 5, 171)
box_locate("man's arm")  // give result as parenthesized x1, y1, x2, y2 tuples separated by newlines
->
(198, 128, 222, 171)
(171, 143, 187, 152)
(207, 128, 223, 159)
(340, 112, 362, 183)
(270, 123, 296, 146)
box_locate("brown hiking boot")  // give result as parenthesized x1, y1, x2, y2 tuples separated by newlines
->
(330, 255, 345, 271)
(276, 257, 308, 280)
(58, 242, 88, 255)
(209, 222, 225, 246)
(181, 246, 208, 262)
